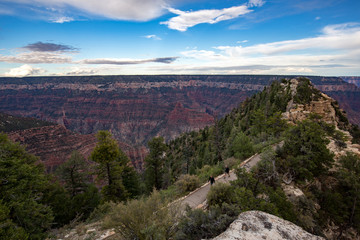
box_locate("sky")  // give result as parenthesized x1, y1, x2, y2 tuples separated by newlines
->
(0, 0, 359, 77)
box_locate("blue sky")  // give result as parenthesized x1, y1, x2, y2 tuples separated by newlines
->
(0, 0, 359, 77)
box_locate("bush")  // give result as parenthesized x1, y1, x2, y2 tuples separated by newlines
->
(224, 157, 238, 169)
(174, 205, 237, 240)
(175, 174, 200, 194)
(207, 182, 235, 207)
(87, 202, 114, 223)
(196, 164, 224, 183)
(103, 190, 180, 240)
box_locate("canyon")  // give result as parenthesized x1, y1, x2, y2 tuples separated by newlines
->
(342, 76, 360, 88)
(0, 75, 359, 170)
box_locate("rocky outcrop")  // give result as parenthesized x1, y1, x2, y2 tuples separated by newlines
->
(282, 79, 340, 127)
(210, 211, 324, 240)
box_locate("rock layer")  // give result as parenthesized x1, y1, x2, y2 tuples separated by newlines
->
(1, 75, 359, 168)
(6, 125, 144, 172)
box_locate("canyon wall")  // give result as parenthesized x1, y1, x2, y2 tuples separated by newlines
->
(341, 76, 360, 87)
(1, 75, 359, 169)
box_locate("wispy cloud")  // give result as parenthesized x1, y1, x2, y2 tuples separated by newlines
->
(248, 0, 265, 7)
(78, 57, 178, 65)
(5, 64, 45, 77)
(0, 52, 72, 64)
(237, 40, 248, 44)
(5, 0, 168, 21)
(22, 41, 78, 52)
(51, 16, 74, 23)
(143, 35, 162, 40)
(161, 5, 252, 31)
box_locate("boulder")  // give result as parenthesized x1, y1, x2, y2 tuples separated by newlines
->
(209, 211, 324, 240)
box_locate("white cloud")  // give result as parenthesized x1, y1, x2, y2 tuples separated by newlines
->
(248, 0, 265, 7)
(143, 35, 162, 40)
(161, 5, 252, 31)
(237, 40, 248, 44)
(51, 16, 74, 23)
(7, 0, 167, 21)
(212, 23, 360, 57)
(5, 64, 45, 77)
(177, 23, 360, 75)
(315, 16, 321, 21)
(0, 52, 72, 64)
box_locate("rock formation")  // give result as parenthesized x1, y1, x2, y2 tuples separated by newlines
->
(282, 79, 341, 127)
(6, 125, 145, 172)
(210, 211, 324, 240)
(1, 75, 359, 169)
(341, 76, 360, 88)
(7, 125, 97, 172)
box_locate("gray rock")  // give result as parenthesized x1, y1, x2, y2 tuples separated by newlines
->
(209, 211, 324, 240)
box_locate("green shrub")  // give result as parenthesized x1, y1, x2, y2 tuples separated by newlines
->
(159, 185, 178, 201)
(175, 174, 200, 194)
(207, 182, 235, 207)
(103, 190, 180, 240)
(224, 157, 238, 169)
(174, 205, 237, 240)
(87, 202, 114, 223)
(196, 164, 224, 183)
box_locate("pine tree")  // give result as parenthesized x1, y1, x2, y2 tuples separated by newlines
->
(55, 151, 100, 224)
(144, 137, 167, 191)
(0, 134, 54, 239)
(91, 130, 127, 202)
(56, 150, 90, 197)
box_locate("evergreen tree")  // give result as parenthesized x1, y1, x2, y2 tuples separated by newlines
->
(56, 151, 90, 197)
(338, 152, 360, 234)
(280, 120, 334, 181)
(230, 131, 254, 160)
(91, 130, 127, 202)
(144, 137, 167, 191)
(54, 151, 101, 225)
(119, 150, 141, 198)
(0, 134, 53, 239)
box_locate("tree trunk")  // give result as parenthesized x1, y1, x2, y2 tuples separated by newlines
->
(107, 163, 112, 186)
(349, 195, 357, 226)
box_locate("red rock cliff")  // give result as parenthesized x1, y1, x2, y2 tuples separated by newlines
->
(1, 75, 359, 169)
